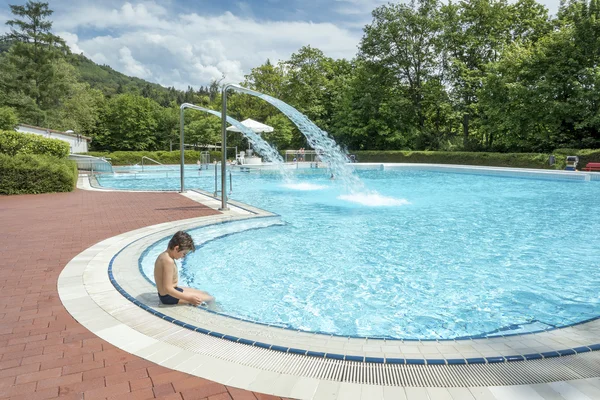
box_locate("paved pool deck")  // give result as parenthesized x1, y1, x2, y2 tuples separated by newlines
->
(0, 189, 289, 400)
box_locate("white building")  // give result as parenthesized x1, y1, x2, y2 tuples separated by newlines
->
(16, 124, 91, 154)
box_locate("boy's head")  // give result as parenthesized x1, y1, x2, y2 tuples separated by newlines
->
(168, 231, 195, 258)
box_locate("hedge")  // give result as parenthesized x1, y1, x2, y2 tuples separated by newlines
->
(84, 148, 600, 170)
(0, 130, 70, 158)
(352, 151, 554, 169)
(84, 150, 222, 166)
(0, 153, 78, 195)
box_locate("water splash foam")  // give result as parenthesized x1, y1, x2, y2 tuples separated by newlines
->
(338, 192, 410, 207)
(282, 182, 327, 191)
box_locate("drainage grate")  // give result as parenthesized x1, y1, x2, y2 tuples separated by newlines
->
(170, 328, 600, 387)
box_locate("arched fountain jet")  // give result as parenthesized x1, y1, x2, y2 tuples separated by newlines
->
(179, 103, 290, 202)
(220, 85, 363, 207)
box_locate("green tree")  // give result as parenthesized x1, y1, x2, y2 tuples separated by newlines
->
(186, 114, 221, 147)
(230, 59, 301, 149)
(47, 83, 105, 137)
(440, 0, 513, 147)
(233, 59, 288, 123)
(330, 60, 409, 150)
(244, 59, 287, 99)
(509, 0, 551, 43)
(357, 0, 456, 149)
(1, 1, 69, 125)
(478, 0, 600, 151)
(264, 114, 294, 150)
(155, 103, 179, 150)
(284, 45, 339, 145)
(94, 94, 159, 151)
(361, 0, 442, 132)
(4, 1, 65, 48)
(285, 46, 329, 120)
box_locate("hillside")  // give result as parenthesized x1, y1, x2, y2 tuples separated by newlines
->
(68, 54, 180, 106)
(68, 53, 212, 107)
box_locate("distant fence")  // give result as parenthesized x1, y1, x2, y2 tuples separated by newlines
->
(68, 154, 114, 173)
(284, 150, 319, 162)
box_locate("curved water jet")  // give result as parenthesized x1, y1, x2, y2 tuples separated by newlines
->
(221, 84, 363, 193)
(179, 103, 290, 195)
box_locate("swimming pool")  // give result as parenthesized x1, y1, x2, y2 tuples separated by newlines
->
(98, 166, 600, 340)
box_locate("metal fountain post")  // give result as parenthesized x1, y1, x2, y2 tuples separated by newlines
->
(219, 84, 262, 209)
(220, 86, 231, 211)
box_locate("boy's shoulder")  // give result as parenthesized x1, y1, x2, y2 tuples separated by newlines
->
(155, 252, 174, 268)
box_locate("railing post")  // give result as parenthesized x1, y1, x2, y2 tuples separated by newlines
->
(214, 162, 218, 196)
(179, 105, 186, 193)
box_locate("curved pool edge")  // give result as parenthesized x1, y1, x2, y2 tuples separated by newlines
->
(58, 211, 600, 398)
(114, 221, 600, 366)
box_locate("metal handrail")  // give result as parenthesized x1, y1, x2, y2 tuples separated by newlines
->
(141, 156, 163, 171)
(69, 154, 114, 174)
(141, 156, 178, 173)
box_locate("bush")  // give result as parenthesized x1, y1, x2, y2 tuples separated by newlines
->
(0, 153, 78, 195)
(0, 130, 70, 158)
(84, 150, 222, 165)
(0, 107, 18, 130)
(353, 151, 553, 169)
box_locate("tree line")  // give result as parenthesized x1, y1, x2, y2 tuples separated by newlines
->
(0, 0, 598, 153)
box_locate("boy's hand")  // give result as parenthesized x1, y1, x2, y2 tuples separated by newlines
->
(187, 294, 203, 306)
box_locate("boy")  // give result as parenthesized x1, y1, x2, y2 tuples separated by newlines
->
(154, 231, 214, 306)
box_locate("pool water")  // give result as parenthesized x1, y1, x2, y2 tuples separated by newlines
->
(100, 167, 600, 339)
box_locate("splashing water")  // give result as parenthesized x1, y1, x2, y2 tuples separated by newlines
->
(229, 86, 410, 207)
(185, 104, 292, 181)
(230, 86, 362, 192)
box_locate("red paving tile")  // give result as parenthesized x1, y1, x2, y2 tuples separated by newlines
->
(0, 190, 292, 399)
(226, 387, 257, 400)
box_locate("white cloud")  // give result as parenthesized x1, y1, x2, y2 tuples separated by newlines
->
(333, 0, 388, 16)
(119, 46, 153, 79)
(53, 2, 170, 31)
(52, 3, 361, 89)
(0, 12, 12, 36)
(57, 31, 84, 54)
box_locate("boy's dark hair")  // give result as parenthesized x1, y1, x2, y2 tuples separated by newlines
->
(168, 231, 195, 252)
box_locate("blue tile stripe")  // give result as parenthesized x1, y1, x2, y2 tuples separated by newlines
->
(106, 235, 600, 366)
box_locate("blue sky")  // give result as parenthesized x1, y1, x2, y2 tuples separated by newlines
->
(0, 0, 561, 89)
